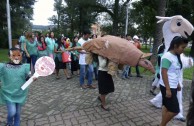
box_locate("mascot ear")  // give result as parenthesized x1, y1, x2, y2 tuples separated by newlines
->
(156, 16, 172, 23)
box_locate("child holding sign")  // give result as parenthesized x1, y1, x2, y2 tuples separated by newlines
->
(0, 48, 36, 126)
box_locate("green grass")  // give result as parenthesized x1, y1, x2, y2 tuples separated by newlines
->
(0, 49, 9, 62)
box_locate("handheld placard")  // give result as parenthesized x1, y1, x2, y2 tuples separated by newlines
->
(21, 56, 55, 90)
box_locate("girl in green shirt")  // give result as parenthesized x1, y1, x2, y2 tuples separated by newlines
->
(0, 48, 36, 126)
(24, 32, 38, 73)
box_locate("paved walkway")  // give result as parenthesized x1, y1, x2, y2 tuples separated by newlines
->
(0, 72, 192, 126)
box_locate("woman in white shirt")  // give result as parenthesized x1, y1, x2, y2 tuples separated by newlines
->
(159, 36, 188, 126)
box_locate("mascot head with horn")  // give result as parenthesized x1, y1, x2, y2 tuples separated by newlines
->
(156, 15, 194, 52)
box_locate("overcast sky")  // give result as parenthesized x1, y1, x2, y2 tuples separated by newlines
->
(31, 0, 56, 25)
(31, 0, 138, 26)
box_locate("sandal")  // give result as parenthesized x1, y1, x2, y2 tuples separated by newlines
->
(101, 104, 110, 111)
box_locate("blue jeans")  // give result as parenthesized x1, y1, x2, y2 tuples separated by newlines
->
(27, 55, 37, 73)
(122, 65, 130, 78)
(80, 64, 93, 85)
(6, 102, 21, 126)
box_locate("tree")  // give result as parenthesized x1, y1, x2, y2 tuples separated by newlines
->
(89, 0, 131, 35)
(129, 0, 157, 42)
(48, 0, 132, 36)
(0, 0, 35, 48)
(151, 0, 166, 62)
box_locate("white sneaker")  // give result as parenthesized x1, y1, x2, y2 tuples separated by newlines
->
(149, 99, 162, 109)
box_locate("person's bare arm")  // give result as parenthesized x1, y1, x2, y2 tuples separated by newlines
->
(24, 42, 30, 57)
(54, 46, 62, 53)
(161, 68, 171, 98)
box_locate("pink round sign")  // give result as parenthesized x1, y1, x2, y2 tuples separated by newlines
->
(35, 56, 55, 76)
(21, 56, 55, 90)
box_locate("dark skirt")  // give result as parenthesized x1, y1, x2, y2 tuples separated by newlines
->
(160, 85, 180, 113)
(55, 57, 66, 69)
(71, 59, 79, 71)
(98, 70, 114, 95)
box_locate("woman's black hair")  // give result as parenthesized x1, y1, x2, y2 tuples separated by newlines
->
(56, 36, 64, 50)
(38, 35, 47, 47)
(168, 36, 188, 69)
(72, 36, 78, 47)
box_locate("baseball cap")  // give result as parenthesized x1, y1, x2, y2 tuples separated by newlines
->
(133, 35, 139, 40)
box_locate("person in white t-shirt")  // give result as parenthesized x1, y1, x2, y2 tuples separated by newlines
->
(159, 36, 188, 126)
(77, 29, 96, 89)
(150, 53, 193, 122)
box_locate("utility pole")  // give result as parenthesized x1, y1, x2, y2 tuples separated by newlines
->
(6, 0, 12, 49)
(125, 2, 130, 36)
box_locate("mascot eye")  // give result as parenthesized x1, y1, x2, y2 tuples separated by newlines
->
(177, 21, 181, 26)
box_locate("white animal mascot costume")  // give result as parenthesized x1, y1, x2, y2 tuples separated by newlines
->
(150, 15, 194, 121)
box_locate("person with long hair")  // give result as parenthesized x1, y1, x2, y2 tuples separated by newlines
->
(23, 32, 38, 73)
(159, 36, 188, 126)
(54, 36, 71, 79)
(70, 36, 80, 76)
(37, 36, 48, 59)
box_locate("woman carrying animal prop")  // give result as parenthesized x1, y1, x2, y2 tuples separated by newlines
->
(0, 48, 37, 126)
(97, 55, 115, 111)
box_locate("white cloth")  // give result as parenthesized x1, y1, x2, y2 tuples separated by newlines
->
(179, 54, 193, 87)
(159, 52, 181, 88)
(151, 77, 160, 87)
(78, 38, 90, 65)
(98, 56, 108, 71)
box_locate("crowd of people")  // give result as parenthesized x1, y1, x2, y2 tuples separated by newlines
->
(1, 27, 194, 126)
(17, 30, 143, 83)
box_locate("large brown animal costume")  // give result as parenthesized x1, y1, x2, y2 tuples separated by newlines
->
(82, 35, 155, 75)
